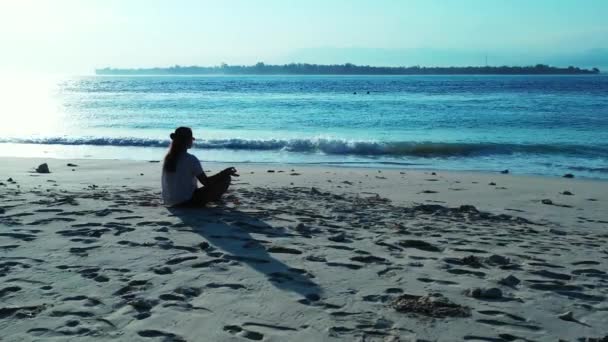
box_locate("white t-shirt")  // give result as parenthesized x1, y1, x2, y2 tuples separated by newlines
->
(161, 152, 203, 206)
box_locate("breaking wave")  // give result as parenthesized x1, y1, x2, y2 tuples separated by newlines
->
(1, 136, 607, 158)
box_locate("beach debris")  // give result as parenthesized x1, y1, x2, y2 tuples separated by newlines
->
(35, 163, 50, 174)
(391, 293, 470, 318)
(563, 173, 575, 178)
(67, 163, 78, 167)
(489, 182, 496, 186)
(562, 190, 574, 195)
(398, 239, 442, 252)
(498, 274, 521, 287)
(500, 169, 509, 174)
(541, 199, 553, 205)
(465, 287, 503, 300)
(267, 170, 275, 173)
(431, 172, 436, 175)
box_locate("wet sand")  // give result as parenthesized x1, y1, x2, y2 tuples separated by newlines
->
(1, 157, 607, 341)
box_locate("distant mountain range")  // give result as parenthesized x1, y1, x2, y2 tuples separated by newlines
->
(96, 63, 600, 75)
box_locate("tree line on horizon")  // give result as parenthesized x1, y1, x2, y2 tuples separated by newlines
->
(96, 62, 600, 75)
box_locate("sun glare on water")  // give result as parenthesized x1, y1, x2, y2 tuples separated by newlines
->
(0, 74, 68, 139)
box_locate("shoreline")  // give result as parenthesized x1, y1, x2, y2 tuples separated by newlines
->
(2, 156, 607, 340)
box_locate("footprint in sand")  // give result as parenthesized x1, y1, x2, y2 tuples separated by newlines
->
(137, 330, 186, 342)
(224, 325, 264, 340)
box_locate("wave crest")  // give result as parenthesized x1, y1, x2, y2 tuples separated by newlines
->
(1, 136, 607, 158)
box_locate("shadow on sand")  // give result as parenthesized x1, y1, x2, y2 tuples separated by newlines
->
(168, 206, 322, 299)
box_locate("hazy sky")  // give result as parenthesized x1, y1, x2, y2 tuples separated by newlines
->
(1, 0, 606, 73)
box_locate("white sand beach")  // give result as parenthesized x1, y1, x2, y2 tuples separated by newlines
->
(1, 157, 607, 341)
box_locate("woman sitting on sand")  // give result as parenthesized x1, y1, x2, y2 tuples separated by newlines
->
(161, 127, 238, 207)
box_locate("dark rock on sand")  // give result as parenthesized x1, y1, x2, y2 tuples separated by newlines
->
(541, 199, 553, 205)
(498, 275, 521, 287)
(486, 254, 510, 266)
(562, 191, 574, 195)
(398, 239, 442, 252)
(391, 293, 470, 318)
(466, 287, 503, 300)
(558, 311, 575, 322)
(500, 169, 509, 174)
(549, 228, 567, 236)
(328, 232, 347, 242)
(67, 163, 78, 167)
(563, 173, 575, 178)
(153, 267, 172, 275)
(458, 205, 479, 213)
(36, 163, 50, 174)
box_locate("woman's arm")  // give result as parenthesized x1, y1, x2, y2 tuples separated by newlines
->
(196, 171, 209, 187)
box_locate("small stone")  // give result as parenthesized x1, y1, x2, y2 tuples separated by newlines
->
(267, 170, 275, 173)
(67, 163, 78, 167)
(541, 199, 553, 205)
(94, 275, 110, 282)
(7, 178, 13, 182)
(458, 205, 478, 213)
(549, 228, 567, 236)
(563, 173, 574, 178)
(467, 287, 502, 299)
(153, 267, 172, 275)
(295, 223, 310, 233)
(500, 169, 509, 174)
(36, 163, 50, 173)
(558, 311, 575, 321)
(562, 191, 574, 195)
(489, 182, 496, 186)
(498, 275, 520, 287)
(483, 288, 503, 299)
(431, 172, 436, 175)
(328, 232, 346, 242)
(487, 254, 510, 265)
(310, 187, 322, 195)
(305, 255, 326, 262)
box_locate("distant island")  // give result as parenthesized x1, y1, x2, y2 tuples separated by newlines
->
(96, 63, 600, 75)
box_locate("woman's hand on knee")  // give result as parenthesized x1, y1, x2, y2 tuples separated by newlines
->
(221, 167, 239, 177)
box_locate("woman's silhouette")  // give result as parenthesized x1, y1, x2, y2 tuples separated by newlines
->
(161, 127, 238, 207)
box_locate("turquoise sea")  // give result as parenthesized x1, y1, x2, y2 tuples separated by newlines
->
(1, 75, 607, 178)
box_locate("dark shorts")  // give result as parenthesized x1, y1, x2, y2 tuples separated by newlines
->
(176, 173, 231, 207)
